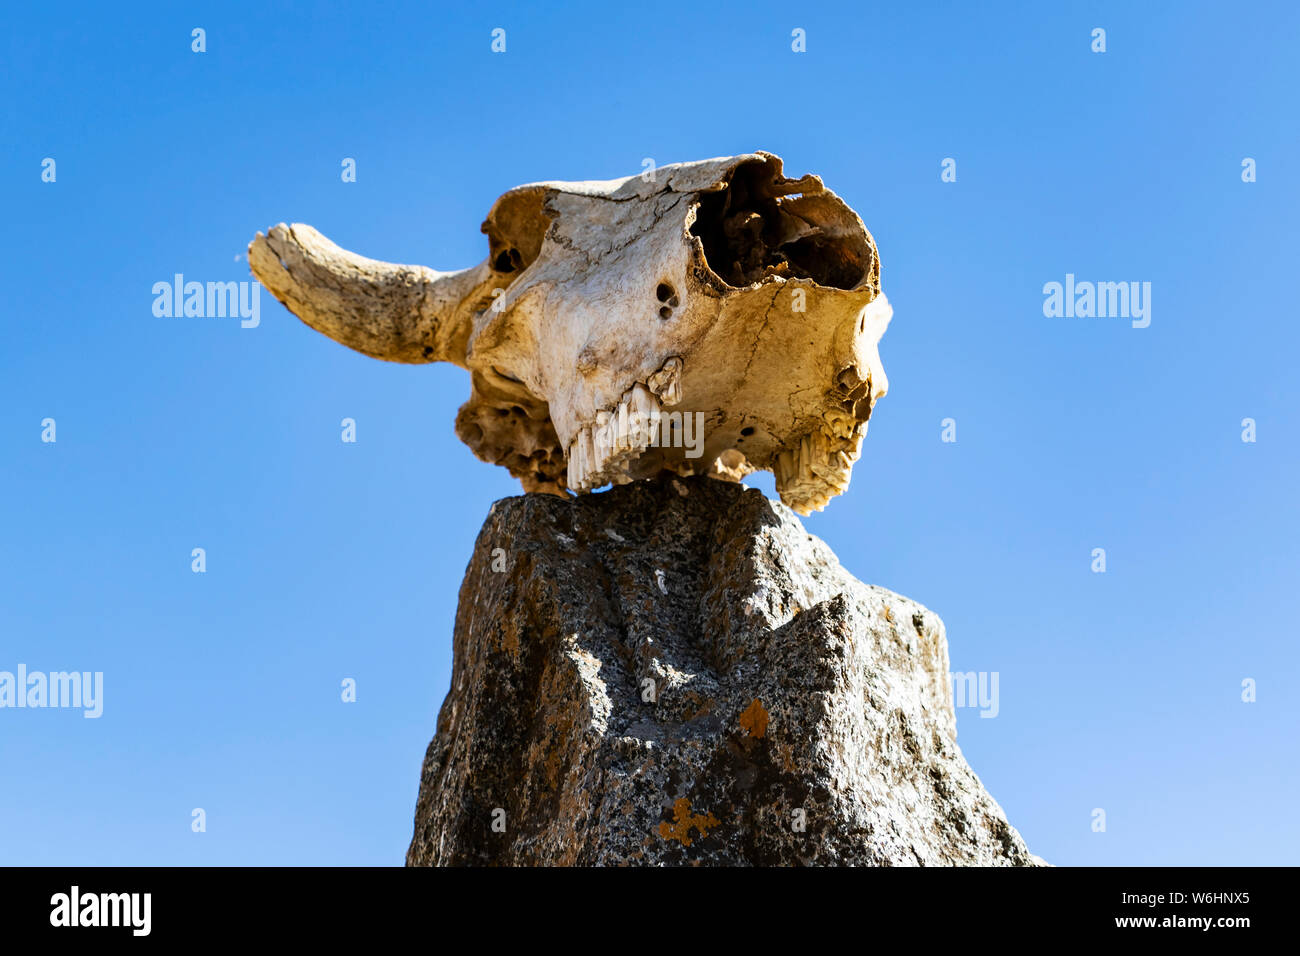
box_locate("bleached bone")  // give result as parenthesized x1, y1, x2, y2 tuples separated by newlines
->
(248, 151, 892, 513)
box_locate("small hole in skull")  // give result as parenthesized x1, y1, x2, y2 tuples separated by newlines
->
(656, 282, 675, 302)
(741, 426, 755, 436)
(658, 306, 672, 320)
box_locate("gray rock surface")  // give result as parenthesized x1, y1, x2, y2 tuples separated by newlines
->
(407, 476, 1039, 866)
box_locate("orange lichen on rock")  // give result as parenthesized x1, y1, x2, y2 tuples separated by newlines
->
(658, 798, 720, 847)
(738, 698, 769, 739)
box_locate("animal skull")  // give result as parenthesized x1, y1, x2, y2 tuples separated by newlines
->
(248, 151, 892, 514)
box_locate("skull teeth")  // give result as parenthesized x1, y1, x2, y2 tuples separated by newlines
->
(566, 383, 664, 492)
(774, 429, 863, 515)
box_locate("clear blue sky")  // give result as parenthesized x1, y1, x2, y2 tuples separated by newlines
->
(2, 1, 1297, 866)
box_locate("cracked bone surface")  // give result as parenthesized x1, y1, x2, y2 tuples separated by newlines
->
(248, 152, 891, 513)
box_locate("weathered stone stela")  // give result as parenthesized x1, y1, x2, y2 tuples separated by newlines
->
(406, 478, 1040, 866)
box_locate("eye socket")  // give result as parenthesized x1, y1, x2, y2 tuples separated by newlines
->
(483, 186, 551, 275)
(494, 248, 523, 273)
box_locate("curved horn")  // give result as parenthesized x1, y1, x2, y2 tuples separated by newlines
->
(247, 223, 487, 366)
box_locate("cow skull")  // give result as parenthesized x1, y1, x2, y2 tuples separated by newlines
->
(248, 151, 891, 514)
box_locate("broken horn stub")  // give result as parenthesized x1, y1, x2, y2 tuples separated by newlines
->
(249, 152, 892, 514)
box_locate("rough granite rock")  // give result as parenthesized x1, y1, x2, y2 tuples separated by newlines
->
(407, 476, 1039, 866)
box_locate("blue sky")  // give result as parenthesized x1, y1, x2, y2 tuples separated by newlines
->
(2, 1, 1297, 865)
